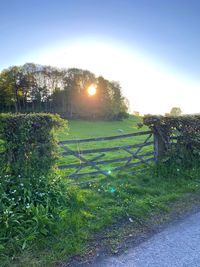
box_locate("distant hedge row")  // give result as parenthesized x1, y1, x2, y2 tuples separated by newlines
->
(0, 113, 66, 176)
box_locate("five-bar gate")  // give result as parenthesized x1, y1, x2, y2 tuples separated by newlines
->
(59, 130, 155, 180)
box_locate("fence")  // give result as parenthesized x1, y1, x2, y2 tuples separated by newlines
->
(58, 130, 158, 180)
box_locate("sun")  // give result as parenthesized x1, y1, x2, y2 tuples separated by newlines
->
(87, 84, 96, 96)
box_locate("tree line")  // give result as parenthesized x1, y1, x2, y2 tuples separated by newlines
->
(0, 63, 129, 119)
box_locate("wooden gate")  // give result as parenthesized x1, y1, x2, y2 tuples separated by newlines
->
(59, 130, 155, 181)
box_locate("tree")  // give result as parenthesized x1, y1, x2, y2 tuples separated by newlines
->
(0, 70, 15, 111)
(63, 68, 95, 117)
(0, 66, 23, 112)
(170, 107, 182, 116)
(0, 63, 129, 120)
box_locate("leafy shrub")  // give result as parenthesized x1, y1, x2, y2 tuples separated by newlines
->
(115, 112, 129, 120)
(0, 113, 66, 177)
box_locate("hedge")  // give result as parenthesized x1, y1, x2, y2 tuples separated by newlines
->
(0, 113, 71, 259)
(143, 114, 200, 163)
(0, 113, 66, 177)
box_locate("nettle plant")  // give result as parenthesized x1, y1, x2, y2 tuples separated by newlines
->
(143, 115, 200, 166)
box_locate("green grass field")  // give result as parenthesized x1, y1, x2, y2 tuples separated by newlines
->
(58, 116, 146, 140)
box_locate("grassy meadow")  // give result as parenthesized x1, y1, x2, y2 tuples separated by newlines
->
(58, 115, 145, 139)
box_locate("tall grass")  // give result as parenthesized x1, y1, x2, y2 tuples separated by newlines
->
(2, 162, 200, 266)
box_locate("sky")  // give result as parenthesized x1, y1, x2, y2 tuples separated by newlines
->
(1, 0, 200, 115)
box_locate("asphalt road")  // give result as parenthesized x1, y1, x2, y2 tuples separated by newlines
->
(79, 210, 200, 267)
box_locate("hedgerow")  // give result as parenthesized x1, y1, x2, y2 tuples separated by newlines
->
(143, 114, 200, 165)
(0, 113, 66, 176)
(0, 114, 87, 264)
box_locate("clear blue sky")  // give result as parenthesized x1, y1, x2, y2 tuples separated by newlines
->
(1, 0, 200, 114)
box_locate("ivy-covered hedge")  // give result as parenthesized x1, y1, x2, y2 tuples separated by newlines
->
(143, 114, 200, 163)
(0, 113, 66, 176)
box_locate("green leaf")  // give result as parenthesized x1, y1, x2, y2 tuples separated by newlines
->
(22, 240, 27, 250)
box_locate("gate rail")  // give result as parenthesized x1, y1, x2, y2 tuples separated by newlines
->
(59, 130, 155, 179)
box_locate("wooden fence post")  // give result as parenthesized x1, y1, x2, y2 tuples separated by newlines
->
(154, 131, 166, 161)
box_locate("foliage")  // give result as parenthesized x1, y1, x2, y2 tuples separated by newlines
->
(114, 111, 129, 120)
(143, 114, 200, 164)
(0, 64, 128, 120)
(0, 172, 89, 266)
(0, 113, 66, 177)
(0, 173, 61, 255)
(0, 113, 85, 265)
(2, 164, 200, 266)
(170, 107, 182, 116)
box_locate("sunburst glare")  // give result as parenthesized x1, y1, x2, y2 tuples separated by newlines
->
(88, 84, 97, 96)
